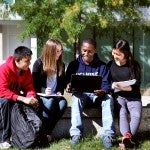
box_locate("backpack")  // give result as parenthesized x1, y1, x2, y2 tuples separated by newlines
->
(11, 103, 43, 149)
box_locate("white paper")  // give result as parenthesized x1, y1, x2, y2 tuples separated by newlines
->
(37, 93, 62, 97)
(114, 79, 136, 92)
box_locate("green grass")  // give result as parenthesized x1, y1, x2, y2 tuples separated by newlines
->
(8, 128, 150, 150)
(35, 131, 150, 150)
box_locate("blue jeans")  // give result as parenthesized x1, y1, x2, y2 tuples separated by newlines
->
(39, 96, 67, 134)
(70, 92, 115, 138)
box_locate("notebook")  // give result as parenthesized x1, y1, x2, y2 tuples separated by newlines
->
(113, 79, 136, 92)
(70, 74, 102, 92)
(37, 93, 63, 98)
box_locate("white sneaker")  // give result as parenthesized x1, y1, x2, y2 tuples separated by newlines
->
(0, 141, 11, 149)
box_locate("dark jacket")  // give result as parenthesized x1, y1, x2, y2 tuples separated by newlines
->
(32, 58, 66, 94)
(66, 53, 111, 93)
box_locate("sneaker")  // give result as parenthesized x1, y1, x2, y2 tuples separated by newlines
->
(70, 135, 81, 145)
(101, 136, 113, 149)
(120, 133, 135, 148)
(0, 141, 11, 149)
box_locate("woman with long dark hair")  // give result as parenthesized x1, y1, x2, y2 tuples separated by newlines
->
(108, 39, 142, 149)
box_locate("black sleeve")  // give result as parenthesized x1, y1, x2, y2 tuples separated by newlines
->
(32, 59, 45, 93)
(65, 60, 79, 85)
(131, 61, 141, 91)
(56, 63, 66, 94)
(107, 60, 113, 68)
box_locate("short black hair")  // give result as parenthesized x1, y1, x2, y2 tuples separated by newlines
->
(82, 38, 97, 49)
(13, 46, 32, 59)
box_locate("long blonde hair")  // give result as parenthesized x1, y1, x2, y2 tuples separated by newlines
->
(42, 38, 63, 76)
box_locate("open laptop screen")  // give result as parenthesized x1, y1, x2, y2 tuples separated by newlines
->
(70, 74, 102, 93)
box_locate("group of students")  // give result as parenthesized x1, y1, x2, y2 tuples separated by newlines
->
(0, 37, 142, 150)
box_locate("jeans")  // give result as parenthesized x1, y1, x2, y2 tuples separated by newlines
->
(69, 92, 115, 138)
(117, 96, 142, 136)
(39, 96, 67, 134)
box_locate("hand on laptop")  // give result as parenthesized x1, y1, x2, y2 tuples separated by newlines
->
(94, 90, 106, 98)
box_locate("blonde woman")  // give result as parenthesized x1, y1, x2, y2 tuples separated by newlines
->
(32, 39, 67, 142)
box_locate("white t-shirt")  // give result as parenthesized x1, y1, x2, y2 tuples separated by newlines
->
(46, 73, 57, 94)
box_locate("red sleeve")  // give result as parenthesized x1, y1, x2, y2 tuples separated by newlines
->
(22, 69, 37, 98)
(0, 67, 18, 101)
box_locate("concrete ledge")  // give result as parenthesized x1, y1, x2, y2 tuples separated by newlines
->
(52, 97, 150, 139)
(141, 89, 150, 96)
(52, 108, 102, 139)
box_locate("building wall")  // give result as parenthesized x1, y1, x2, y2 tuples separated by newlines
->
(2, 25, 30, 58)
(0, 26, 3, 62)
(0, 24, 37, 70)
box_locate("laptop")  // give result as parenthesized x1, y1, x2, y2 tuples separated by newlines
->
(70, 74, 102, 92)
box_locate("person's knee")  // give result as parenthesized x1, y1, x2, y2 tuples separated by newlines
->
(59, 99, 67, 110)
(102, 94, 114, 107)
(43, 99, 55, 109)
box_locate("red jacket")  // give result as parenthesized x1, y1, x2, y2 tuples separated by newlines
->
(0, 56, 36, 101)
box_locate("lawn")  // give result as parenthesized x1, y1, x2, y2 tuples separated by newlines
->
(39, 131, 150, 150)
(8, 131, 149, 150)
(32, 131, 150, 150)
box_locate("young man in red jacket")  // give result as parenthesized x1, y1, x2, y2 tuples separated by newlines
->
(0, 46, 39, 149)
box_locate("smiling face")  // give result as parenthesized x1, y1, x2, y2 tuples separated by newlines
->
(112, 49, 127, 65)
(55, 45, 63, 60)
(15, 56, 31, 71)
(81, 42, 96, 65)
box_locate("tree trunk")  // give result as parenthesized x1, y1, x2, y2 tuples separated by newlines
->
(73, 37, 80, 59)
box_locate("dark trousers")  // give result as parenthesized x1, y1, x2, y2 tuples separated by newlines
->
(0, 98, 13, 142)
